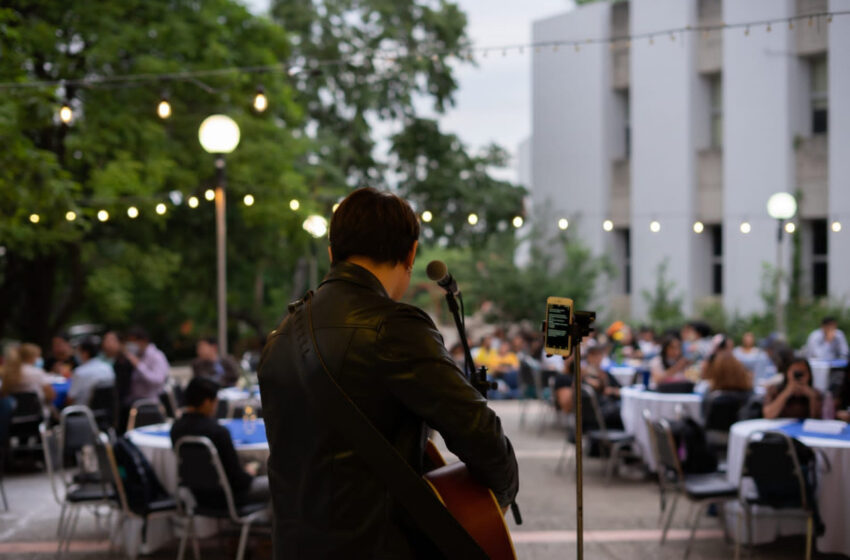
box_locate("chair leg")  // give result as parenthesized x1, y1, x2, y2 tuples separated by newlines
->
(56, 502, 68, 537)
(805, 515, 813, 560)
(717, 501, 732, 545)
(177, 514, 193, 560)
(744, 504, 754, 558)
(236, 521, 253, 560)
(734, 504, 742, 560)
(661, 493, 679, 545)
(684, 502, 702, 560)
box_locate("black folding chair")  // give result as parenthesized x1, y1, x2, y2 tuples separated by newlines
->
(649, 416, 736, 559)
(580, 384, 637, 483)
(656, 381, 696, 394)
(126, 398, 167, 431)
(159, 381, 183, 419)
(8, 391, 45, 458)
(174, 436, 269, 560)
(0, 396, 14, 510)
(735, 431, 818, 560)
(89, 383, 119, 434)
(702, 390, 751, 453)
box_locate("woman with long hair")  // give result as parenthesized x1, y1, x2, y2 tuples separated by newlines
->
(649, 335, 690, 384)
(0, 343, 55, 402)
(763, 357, 822, 419)
(703, 336, 753, 392)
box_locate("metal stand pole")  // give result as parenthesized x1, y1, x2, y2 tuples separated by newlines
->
(571, 330, 584, 560)
(775, 219, 784, 338)
(215, 156, 228, 356)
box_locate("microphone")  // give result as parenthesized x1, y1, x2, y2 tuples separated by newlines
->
(426, 260, 460, 296)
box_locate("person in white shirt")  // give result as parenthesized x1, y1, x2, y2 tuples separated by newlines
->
(806, 317, 849, 361)
(0, 343, 55, 403)
(733, 332, 773, 380)
(67, 339, 115, 406)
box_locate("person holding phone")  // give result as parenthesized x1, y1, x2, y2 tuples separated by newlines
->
(649, 336, 691, 385)
(762, 358, 822, 420)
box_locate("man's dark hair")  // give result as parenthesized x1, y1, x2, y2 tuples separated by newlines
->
(822, 316, 837, 326)
(77, 339, 99, 360)
(329, 187, 420, 265)
(200, 336, 218, 346)
(184, 377, 220, 408)
(126, 326, 150, 341)
(586, 345, 606, 357)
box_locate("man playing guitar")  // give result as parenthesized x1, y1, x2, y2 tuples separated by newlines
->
(259, 187, 519, 558)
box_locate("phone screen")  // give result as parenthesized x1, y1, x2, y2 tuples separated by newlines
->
(546, 303, 572, 352)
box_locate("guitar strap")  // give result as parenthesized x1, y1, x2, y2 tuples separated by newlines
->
(288, 291, 488, 559)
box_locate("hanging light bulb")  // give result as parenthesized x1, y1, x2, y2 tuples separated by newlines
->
(784, 222, 796, 234)
(603, 219, 614, 232)
(253, 86, 268, 112)
(558, 218, 569, 231)
(157, 96, 171, 119)
(467, 213, 479, 226)
(831, 221, 842, 232)
(740, 221, 751, 234)
(332, 203, 340, 213)
(59, 103, 73, 124)
(204, 189, 215, 201)
(421, 210, 433, 223)
(289, 199, 300, 211)
(243, 194, 255, 206)
(188, 196, 199, 208)
(127, 206, 139, 219)
(766, 23, 772, 32)
(650, 220, 661, 233)
(97, 210, 109, 222)
(155, 203, 167, 215)
(29, 213, 40, 224)
(512, 216, 524, 228)
(65, 211, 77, 222)
(693, 221, 705, 234)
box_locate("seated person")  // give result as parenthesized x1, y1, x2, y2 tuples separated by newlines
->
(490, 342, 520, 394)
(44, 334, 80, 378)
(649, 336, 691, 385)
(0, 344, 55, 403)
(582, 346, 624, 429)
(171, 378, 268, 505)
(703, 335, 752, 392)
(836, 371, 850, 422)
(805, 316, 849, 361)
(192, 337, 242, 387)
(67, 339, 115, 406)
(763, 358, 823, 420)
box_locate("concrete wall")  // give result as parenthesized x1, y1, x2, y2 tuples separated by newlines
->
(531, 4, 612, 259)
(630, 0, 699, 318)
(828, 0, 850, 302)
(722, 0, 797, 316)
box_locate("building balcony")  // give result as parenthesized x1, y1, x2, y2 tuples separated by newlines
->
(610, 158, 630, 227)
(796, 0, 828, 56)
(697, 149, 723, 223)
(796, 134, 828, 218)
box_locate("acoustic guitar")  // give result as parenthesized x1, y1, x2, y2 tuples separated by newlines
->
(423, 441, 517, 560)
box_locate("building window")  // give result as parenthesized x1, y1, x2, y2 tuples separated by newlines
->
(614, 228, 631, 295)
(711, 225, 722, 295)
(812, 219, 828, 296)
(709, 75, 722, 148)
(616, 90, 631, 158)
(810, 55, 828, 135)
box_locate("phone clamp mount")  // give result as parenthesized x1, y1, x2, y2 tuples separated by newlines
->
(570, 310, 596, 347)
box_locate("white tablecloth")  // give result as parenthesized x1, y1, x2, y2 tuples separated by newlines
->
(619, 386, 703, 471)
(809, 361, 832, 393)
(726, 419, 850, 556)
(126, 420, 270, 551)
(608, 366, 637, 387)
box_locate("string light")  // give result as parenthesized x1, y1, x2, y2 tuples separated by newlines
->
(421, 210, 433, 223)
(127, 206, 139, 218)
(157, 96, 171, 119)
(649, 36, 654, 45)
(65, 211, 76, 222)
(831, 221, 842, 232)
(97, 210, 109, 222)
(740, 221, 751, 234)
(243, 194, 255, 206)
(693, 221, 704, 234)
(788, 20, 794, 30)
(603, 220, 614, 232)
(29, 213, 40, 224)
(253, 86, 268, 112)
(332, 203, 340, 213)
(59, 103, 73, 124)
(188, 196, 199, 208)
(289, 199, 300, 211)
(155, 203, 167, 215)
(204, 189, 215, 201)
(558, 218, 569, 231)
(467, 213, 479, 226)
(766, 23, 772, 32)
(650, 220, 661, 233)
(745, 26, 750, 36)
(512, 216, 524, 228)
(784, 222, 796, 234)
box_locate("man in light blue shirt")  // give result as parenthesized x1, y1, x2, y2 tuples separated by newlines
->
(68, 339, 115, 406)
(806, 317, 850, 361)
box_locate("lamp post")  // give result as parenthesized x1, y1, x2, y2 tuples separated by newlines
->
(766, 192, 797, 338)
(302, 215, 329, 288)
(198, 115, 241, 355)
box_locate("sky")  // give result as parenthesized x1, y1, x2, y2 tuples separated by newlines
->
(244, 0, 573, 183)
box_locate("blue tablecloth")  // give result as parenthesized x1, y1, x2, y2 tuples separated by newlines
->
(776, 420, 850, 442)
(138, 418, 267, 446)
(51, 381, 71, 408)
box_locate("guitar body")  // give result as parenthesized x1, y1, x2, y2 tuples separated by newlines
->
(423, 441, 517, 560)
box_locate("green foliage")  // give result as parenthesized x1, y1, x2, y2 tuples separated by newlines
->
(642, 259, 685, 332)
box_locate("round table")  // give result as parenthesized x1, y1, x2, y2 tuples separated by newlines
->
(726, 418, 850, 556)
(608, 366, 638, 387)
(125, 419, 269, 552)
(619, 386, 703, 471)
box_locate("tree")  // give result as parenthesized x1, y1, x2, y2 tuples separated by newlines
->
(641, 259, 685, 332)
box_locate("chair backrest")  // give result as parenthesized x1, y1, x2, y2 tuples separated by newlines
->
(174, 436, 239, 521)
(127, 398, 167, 431)
(742, 431, 810, 511)
(40, 425, 66, 505)
(648, 417, 685, 483)
(703, 390, 751, 432)
(655, 381, 696, 394)
(0, 396, 15, 446)
(641, 409, 660, 466)
(159, 383, 181, 419)
(577, 384, 606, 432)
(59, 405, 100, 455)
(89, 384, 118, 425)
(517, 356, 539, 399)
(738, 393, 765, 421)
(9, 391, 43, 423)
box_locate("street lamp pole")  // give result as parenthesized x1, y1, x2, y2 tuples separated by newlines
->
(199, 115, 241, 356)
(766, 192, 797, 339)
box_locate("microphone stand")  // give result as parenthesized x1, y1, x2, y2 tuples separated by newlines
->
(442, 290, 523, 526)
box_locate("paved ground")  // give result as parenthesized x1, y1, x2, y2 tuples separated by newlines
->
(0, 400, 844, 559)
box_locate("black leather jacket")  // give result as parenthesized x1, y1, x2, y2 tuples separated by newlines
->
(259, 262, 519, 559)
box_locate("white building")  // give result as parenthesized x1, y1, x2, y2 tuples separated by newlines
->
(528, 0, 850, 320)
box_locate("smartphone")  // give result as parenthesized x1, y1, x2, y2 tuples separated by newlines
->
(544, 297, 574, 356)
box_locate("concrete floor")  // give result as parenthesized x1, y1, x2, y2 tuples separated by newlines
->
(0, 400, 845, 559)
